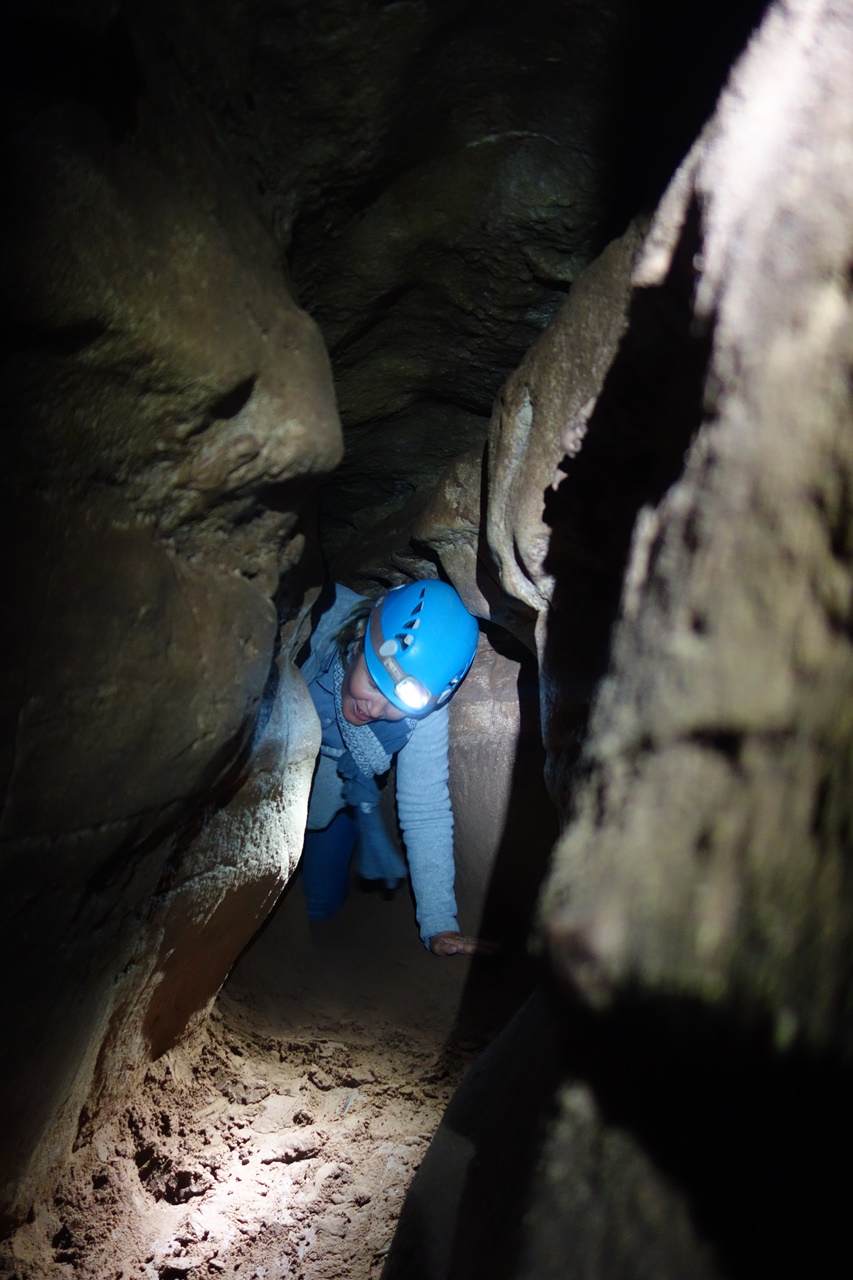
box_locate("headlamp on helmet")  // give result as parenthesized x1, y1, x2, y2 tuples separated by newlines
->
(364, 580, 479, 717)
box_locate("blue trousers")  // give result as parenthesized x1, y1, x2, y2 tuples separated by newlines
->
(301, 805, 408, 920)
(301, 809, 356, 921)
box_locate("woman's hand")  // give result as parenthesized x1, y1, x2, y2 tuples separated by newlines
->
(428, 931, 498, 957)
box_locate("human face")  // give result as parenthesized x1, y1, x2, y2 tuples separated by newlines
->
(341, 644, 407, 725)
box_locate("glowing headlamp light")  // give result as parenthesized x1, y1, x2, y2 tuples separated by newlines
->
(393, 675, 432, 711)
(368, 605, 437, 714)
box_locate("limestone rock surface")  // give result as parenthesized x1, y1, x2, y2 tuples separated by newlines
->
(0, 0, 815, 1267)
(160, 0, 760, 580)
(447, 638, 558, 946)
(0, 5, 339, 1226)
(385, 2, 853, 1277)
(543, 0, 853, 1054)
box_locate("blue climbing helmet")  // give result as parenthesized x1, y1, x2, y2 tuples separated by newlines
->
(363, 579, 479, 717)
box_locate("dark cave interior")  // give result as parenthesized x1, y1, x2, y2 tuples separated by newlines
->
(3, 2, 853, 1278)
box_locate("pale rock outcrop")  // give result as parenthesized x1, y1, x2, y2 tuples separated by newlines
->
(485, 221, 648, 626)
(485, 220, 652, 797)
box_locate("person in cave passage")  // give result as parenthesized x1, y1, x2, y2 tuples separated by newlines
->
(298, 577, 491, 956)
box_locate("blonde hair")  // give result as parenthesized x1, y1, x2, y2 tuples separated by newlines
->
(332, 599, 373, 661)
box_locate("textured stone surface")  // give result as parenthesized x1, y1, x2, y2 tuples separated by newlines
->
(448, 638, 558, 946)
(0, 4, 339, 1226)
(383, 992, 723, 1280)
(385, 3, 853, 1277)
(138, 658, 320, 1063)
(157, 0, 763, 579)
(485, 222, 647, 622)
(1, 0, 818, 1267)
(486, 219, 661, 799)
(542, 0, 853, 1054)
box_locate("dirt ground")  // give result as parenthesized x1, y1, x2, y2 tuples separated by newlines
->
(3, 873, 533, 1280)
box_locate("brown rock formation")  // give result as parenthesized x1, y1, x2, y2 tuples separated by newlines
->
(384, 3, 853, 1277)
(0, 4, 340, 1226)
(544, 0, 853, 1055)
(6, 2, 846, 1278)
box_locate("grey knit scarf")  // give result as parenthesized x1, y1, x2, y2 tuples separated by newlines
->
(333, 652, 414, 777)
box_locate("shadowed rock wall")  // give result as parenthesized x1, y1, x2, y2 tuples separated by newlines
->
(0, 3, 339, 1226)
(160, 0, 762, 584)
(0, 0, 782, 1257)
(383, 2, 853, 1276)
(447, 636, 558, 946)
(545, 0, 853, 1056)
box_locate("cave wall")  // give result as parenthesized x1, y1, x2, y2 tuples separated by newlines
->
(0, 0, 790, 1257)
(384, 2, 853, 1276)
(0, 0, 592, 1228)
(544, 0, 853, 1056)
(446, 636, 558, 945)
(160, 0, 763, 583)
(0, 3, 340, 1227)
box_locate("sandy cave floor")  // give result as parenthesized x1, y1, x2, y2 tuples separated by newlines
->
(4, 875, 533, 1280)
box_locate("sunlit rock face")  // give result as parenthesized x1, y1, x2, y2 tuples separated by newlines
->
(0, 5, 339, 1225)
(386, 2, 853, 1277)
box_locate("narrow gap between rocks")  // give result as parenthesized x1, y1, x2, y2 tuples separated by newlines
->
(9, 844, 538, 1280)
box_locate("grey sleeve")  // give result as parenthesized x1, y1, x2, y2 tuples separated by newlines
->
(395, 706, 460, 945)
